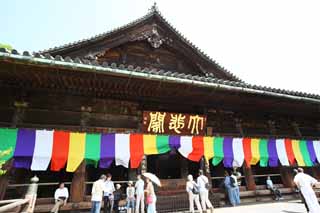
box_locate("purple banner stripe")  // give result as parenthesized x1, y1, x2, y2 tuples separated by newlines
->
(169, 135, 181, 150)
(99, 133, 115, 168)
(307, 140, 317, 164)
(13, 129, 36, 169)
(268, 139, 278, 167)
(223, 137, 234, 168)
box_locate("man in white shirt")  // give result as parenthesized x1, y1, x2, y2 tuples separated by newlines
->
(103, 173, 115, 213)
(135, 174, 145, 213)
(91, 175, 107, 213)
(197, 170, 213, 212)
(294, 168, 320, 213)
(50, 182, 69, 213)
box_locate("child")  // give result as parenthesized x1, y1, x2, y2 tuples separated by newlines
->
(126, 181, 135, 213)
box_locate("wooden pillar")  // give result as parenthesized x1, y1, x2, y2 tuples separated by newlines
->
(181, 158, 188, 178)
(70, 161, 86, 202)
(242, 163, 256, 190)
(0, 160, 13, 200)
(312, 166, 320, 180)
(280, 167, 294, 187)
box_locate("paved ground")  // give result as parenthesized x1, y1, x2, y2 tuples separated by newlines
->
(185, 200, 307, 213)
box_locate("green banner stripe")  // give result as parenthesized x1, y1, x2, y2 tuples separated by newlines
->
(299, 140, 313, 167)
(259, 139, 269, 167)
(0, 128, 18, 162)
(156, 135, 170, 154)
(85, 133, 101, 167)
(212, 137, 224, 166)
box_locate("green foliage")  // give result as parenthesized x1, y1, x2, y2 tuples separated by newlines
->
(0, 43, 13, 51)
(0, 149, 12, 176)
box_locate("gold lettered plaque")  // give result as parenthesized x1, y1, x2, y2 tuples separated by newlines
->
(142, 111, 207, 135)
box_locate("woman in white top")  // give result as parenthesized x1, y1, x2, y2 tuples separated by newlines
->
(145, 178, 157, 213)
(186, 174, 203, 213)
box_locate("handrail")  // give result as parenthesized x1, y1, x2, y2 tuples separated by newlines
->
(0, 176, 39, 213)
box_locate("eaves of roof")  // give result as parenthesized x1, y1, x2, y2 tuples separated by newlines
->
(1, 48, 320, 104)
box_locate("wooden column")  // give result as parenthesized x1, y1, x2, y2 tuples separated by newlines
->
(70, 161, 86, 202)
(280, 167, 294, 187)
(0, 160, 13, 200)
(242, 163, 256, 190)
(181, 158, 188, 178)
(312, 166, 320, 180)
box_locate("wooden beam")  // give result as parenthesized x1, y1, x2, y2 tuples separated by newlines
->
(70, 161, 86, 202)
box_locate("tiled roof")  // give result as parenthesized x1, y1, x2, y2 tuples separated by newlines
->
(1, 48, 320, 103)
(39, 4, 241, 82)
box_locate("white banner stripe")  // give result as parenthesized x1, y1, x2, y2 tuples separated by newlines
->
(313, 140, 320, 163)
(232, 138, 244, 167)
(276, 139, 289, 166)
(31, 130, 54, 171)
(115, 134, 130, 168)
(178, 136, 193, 158)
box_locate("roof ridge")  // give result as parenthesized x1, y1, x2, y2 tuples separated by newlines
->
(38, 5, 242, 82)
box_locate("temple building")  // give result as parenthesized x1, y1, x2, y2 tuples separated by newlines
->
(0, 4, 320, 212)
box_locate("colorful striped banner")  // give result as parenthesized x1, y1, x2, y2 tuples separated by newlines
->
(1, 128, 320, 172)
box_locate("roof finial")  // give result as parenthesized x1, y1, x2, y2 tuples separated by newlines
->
(150, 2, 158, 13)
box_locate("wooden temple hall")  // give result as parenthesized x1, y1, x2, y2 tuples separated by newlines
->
(1, 4, 320, 212)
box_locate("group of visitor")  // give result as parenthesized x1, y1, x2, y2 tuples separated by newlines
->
(222, 170, 241, 207)
(91, 173, 155, 213)
(185, 170, 214, 213)
(50, 167, 320, 213)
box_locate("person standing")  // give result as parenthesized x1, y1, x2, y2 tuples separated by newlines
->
(126, 181, 135, 213)
(104, 173, 115, 213)
(294, 168, 320, 213)
(50, 182, 69, 213)
(145, 178, 157, 213)
(135, 174, 145, 213)
(91, 175, 107, 213)
(293, 169, 309, 212)
(197, 170, 214, 212)
(113, 184, 122, 213)
(223, 171, 236, 207)
(266, 176, 282, 201)
(230, 172, 241, 205)
(186, 174, 202, 213)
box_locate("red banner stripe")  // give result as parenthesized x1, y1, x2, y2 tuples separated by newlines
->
(130, 134, 144, 168)
(243, 138, 252, 167)
(50, 131, 70, 171)
(188, 136, 204, 162)
(285, 138, 295, 165)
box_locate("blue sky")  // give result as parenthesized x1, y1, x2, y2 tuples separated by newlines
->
(2, 0, 320, 94)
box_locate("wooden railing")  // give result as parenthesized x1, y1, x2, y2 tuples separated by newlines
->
(0, 176, 39, 213)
